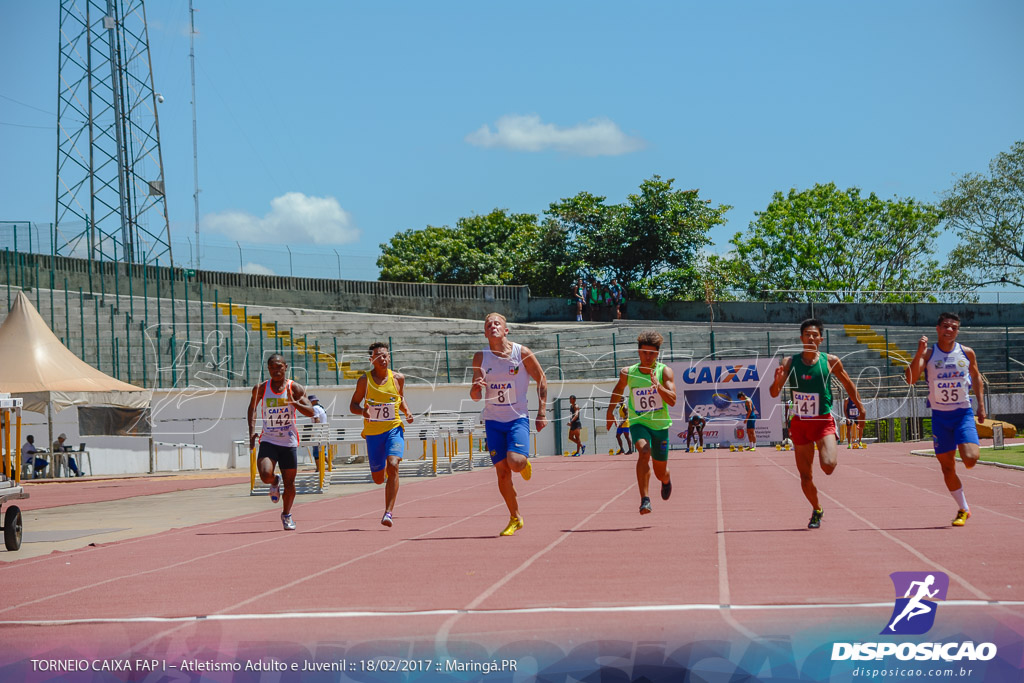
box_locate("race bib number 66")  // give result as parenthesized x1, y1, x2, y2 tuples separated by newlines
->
(632, 386, 663, 413)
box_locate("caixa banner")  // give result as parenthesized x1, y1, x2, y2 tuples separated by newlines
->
(666, 358, 781, 449)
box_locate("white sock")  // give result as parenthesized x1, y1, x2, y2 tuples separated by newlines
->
(951, 487, 968, 511)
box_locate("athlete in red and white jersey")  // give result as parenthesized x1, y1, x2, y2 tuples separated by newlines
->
(247, 353, 315, 530)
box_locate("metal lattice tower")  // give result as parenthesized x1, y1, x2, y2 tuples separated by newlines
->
(55, 0, 172, 267)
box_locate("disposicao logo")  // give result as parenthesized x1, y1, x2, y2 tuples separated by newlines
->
(883, 571, 948, 635)
(831, 571, 998, 663)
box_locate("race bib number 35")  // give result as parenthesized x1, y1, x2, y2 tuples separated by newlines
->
(793, 391, 819, 417)
(367, 403, 396, 422)
(487, 382, 517, 406)
(632, 386, 663, 413)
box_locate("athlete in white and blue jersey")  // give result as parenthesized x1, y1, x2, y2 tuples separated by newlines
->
(905, 313, 986, 527)
(470, 312, 547, 537)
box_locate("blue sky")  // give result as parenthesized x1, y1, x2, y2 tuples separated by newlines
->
(2, 1, 1022, 282)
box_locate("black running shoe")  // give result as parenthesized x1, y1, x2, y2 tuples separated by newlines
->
(808, 508, 823, 529)
(639, 497, 652, 515)
(661, 479, 672, 501)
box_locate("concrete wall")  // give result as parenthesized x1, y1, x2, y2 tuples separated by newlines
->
(2, 251, 530, 321)
(6, 250, 1021, 327)
(529, 297, 1024, 327)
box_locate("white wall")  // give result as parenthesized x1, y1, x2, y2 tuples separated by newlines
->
(23, 376, 626, 475)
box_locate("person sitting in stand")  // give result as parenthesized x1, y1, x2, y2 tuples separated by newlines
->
(22, 435, 49, 478)
(52, 433, 83, 477)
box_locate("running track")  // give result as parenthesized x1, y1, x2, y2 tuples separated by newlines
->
(1, 443, 1022, 680)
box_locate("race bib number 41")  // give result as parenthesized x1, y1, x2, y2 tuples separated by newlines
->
(632, 385, 663, 413)
(487, 381, 517, 406)
(793, 391, 819, 417)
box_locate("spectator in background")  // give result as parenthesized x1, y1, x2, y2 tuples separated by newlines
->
(51, 433, 83, 477)
(609, 278, 625, 319)
(21, 435, 48, 478)
(572, 278, 586, 322)
(309, 394, 328, 464)
(587, 276, 601, 321)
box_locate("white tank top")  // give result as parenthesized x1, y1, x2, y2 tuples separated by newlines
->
(260, 379, 299, 446)
(925, 343, 973, 412)
(480, 343, 531, 422)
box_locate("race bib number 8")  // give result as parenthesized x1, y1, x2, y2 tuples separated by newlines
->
(368, 403, 396, 422)
(632, 386, 663, 413)
(793, 391, 819, 417)
(488, 382, 517, 406)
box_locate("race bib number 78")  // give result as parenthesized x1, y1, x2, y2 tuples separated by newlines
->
(367, 402, 395, 422)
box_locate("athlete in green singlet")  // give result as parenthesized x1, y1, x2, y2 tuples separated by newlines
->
(606, 330, 677, 514)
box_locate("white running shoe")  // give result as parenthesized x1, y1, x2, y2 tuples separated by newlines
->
(281, 512, 296, 530)
(269, 474, 282, 503)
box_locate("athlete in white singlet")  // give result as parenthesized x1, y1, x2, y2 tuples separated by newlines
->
(905, 312, 985, 527)
(247, 353, 315, 530)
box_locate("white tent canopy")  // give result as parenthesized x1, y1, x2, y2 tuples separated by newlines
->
(0, 291, 151, 414)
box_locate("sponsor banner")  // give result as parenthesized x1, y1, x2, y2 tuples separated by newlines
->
(667, 358, 781, 448)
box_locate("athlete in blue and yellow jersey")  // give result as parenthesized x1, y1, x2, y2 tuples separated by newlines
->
(470, 312, 548, 536)
(606, 330, 677, 515)
(350, 341, 415, 528)
(247, 353, 316, 531)
(905, 312, 986, 527)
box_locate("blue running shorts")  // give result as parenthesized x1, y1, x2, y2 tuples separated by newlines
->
(485, 417, 531, 464)
(931, 407, 979, 455)
(366, 426, 405, 473)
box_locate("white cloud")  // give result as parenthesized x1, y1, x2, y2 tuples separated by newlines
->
(242, 262, 275, 275)
(203, 192, 358, 245)
(466, 114, 645, 157)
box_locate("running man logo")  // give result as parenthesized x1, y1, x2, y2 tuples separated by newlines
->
(881, 571, 949, 635)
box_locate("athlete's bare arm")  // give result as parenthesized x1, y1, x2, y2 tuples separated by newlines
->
(288, 382, 316, 418)
(651, 365, 677, 407)
(247, 384, 264, 450)
(521, 344, 548, 431)
(469, 351, 485, 402)
(827, 355, 865, 418)
(606, 368, 630, 431)
(349, 375, 369, 418)
(769, 357, 792, 398)
(964, 345, 986, 423)
(905, 335, 931, 385)
(395, 372, 414, 423)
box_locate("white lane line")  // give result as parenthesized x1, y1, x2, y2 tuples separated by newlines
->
(764, 455, 992, 601)
(716, 455, 761, 641)
(433, 473, 635, 649)
(839, 452, 1024, 522)
(0, 474, 496, 616)
(126, 462, 622, 656)
(4, 600, 1020, 627)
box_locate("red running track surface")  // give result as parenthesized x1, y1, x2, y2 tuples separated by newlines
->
(0, 443, 1021, 673)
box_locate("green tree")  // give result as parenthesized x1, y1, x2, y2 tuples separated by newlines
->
(378, 209, 566, 291)
(546, 176, 729, 298)
(728, 183, 951, 302)
(942, 141, 1024, 287)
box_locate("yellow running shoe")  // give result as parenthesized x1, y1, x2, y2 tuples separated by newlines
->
(500, 516, 524, 536)
(952, 509, 970, 527)
(521, 459, 532, 481)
